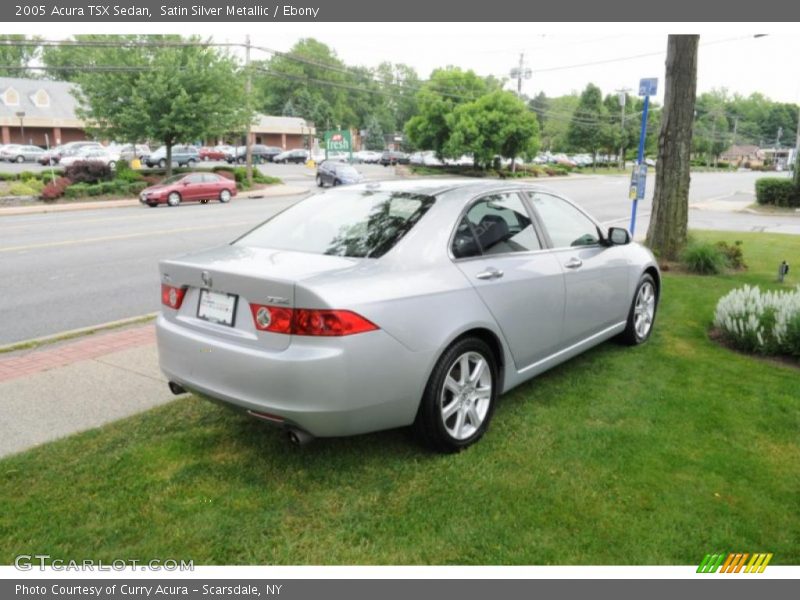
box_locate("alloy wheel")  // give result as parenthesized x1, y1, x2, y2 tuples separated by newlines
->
(439, 351, 492, 440)
(633, 281, 656, 339)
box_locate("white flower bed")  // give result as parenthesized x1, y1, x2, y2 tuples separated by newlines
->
(714, 285, 800, 355)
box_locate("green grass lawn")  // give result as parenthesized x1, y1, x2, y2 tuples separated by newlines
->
(1, 231, 798, 565)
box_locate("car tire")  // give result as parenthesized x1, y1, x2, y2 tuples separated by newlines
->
(108, 161, 116, 169)
(619, 273, 658, 346)
(15, 156, 24, 163)
(219, 189, 232, 203)
(200, 199, 209, 204)
(333, 179, 340, 186)
(413, 336, 498, 453)
(187, 159, 197, 168)
(146, 201, 158, 208)
(237, 157, 245, 165)
(316, 175, 324, 187)
(167, 192, 181, 207)
(158, 159, 167, 169)
(49, 158, 57, 166)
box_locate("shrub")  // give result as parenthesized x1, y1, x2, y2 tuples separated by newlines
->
(40, 177, 72, 201)
(715, 240, 746, 270)
(755, 178, 800, 207)
(8, 180, 43, 196)
(714, 285, 800, 356)
(63, 161, 113, 184)
(681, 240, 728, 274)
(64, 183, 91, 199)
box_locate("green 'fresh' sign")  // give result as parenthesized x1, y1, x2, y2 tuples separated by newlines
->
(324, 130, 352, 157)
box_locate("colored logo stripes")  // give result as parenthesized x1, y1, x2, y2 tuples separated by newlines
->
(697, 553, 773, 573)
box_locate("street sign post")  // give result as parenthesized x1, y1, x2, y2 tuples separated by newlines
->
(629, 77, 658, 236)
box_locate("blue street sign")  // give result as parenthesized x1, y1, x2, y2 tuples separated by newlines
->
(636, 164, 647, 200)
(638, 78, 658, 97)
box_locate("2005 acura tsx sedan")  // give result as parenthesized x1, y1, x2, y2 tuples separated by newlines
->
(157, 180, 660, 452)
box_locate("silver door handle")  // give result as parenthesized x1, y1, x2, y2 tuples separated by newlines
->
(476, 268, 504, 280)
(565, 258, 583, 269)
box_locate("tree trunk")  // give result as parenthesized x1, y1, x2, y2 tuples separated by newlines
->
(645, 35, 699, 262)
(165, 142, 173, 177)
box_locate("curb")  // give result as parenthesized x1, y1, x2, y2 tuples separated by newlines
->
(0, 313, 158, 355)
(0, 185, 308, 217)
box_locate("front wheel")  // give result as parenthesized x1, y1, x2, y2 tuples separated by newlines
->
(219, 189, 231, 203)
(316, 175, 324, 187)
(619, 273, 658, 345)
(166, 192, 181, 207)
(15, 156, 24, 163)
(158, 159, 167, 169)
(414, 336, 498, 453)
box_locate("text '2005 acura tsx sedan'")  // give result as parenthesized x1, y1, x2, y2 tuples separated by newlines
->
(156, 180, 660, 452)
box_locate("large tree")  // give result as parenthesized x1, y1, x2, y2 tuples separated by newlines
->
(646, 35, 699, 261)
(567, 83, 607, 169)
(73, 37, 251, 176)
(0, 35, 39, 77)
(446, 90, 540, 169)
(404, 67, 502, 157)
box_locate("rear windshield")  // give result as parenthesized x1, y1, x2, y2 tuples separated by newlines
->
(235, 189, 436, 258)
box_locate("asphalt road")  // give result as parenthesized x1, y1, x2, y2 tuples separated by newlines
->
(1, 168, 798, 345)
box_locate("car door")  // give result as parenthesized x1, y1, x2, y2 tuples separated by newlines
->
(453, 192, 566, 369)
(526, 191, 630, 346)
(182, 174, 205, 201)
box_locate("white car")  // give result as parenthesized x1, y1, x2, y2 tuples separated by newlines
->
(354, 150, 383, 163)
(60, 148, 120, 169)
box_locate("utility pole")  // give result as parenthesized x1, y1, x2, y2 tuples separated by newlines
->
(775, 126, 783, 168)
(615, 88, 631, 168)
(794, 106, 800, 187)
(245, 34, 253, 186)
(509, 53, 531, 97)
(730, 117, 738, 170)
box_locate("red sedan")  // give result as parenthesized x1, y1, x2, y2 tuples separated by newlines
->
(139, 173, 237, 207)
(199, 146, 227, 161)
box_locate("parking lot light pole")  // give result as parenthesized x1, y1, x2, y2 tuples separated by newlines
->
(245, 34, 253, 186)
(15, 111, 25, 143)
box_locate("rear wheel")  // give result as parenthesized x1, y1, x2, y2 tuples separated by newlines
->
(187, 159, 197, 168)
(167, 192, 181, 207)
(316, 175, 324, 187)
(619, 273, 657, 345)
(15, 155, 24, 163)
(414, 336, 498, 453)
(219, 189, 231, 203)
(332, 179, 340, 187)
(158, 159, 166, 169)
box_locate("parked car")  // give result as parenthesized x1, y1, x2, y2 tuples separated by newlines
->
(225, 145, 284, 164)
(380, 150, 409, 166)
(60, 148, 120, 169)
(354, 150, 383, 164)
(144, 145, 200, 168)
(139, 172, 237, 207)
(199, 146, 228, 161)
(1, 144, 45, 163)
(38, 141, 102, 165)
(273, 149, 310, 164)
(116, 144, 151, 162)
(156, 180, 660, 452)
(315, 160, 363, 187)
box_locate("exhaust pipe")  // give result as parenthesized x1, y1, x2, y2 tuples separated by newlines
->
(287, 427, 314, 447)
(168, 381, 187, 395)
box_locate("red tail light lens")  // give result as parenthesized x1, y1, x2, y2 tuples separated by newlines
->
(294, 309, 378, 336)
(249, 304, 293, 334)
(161, 284, 187, 309)
(249, 305, 378, 336)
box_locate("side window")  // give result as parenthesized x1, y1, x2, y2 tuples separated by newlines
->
(529, 192, 600, 248)
(185, 174, 204, 184)
(462, 193, 541, 256)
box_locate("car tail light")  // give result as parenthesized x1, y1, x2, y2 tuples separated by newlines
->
(249, 304, 293, 334)
(161, 284, 187, 309)
(249, 305, 378, 336)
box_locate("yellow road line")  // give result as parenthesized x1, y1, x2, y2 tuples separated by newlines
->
(0, 221, 251, 253)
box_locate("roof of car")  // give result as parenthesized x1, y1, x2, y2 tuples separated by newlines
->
(342, 178, 554, 199)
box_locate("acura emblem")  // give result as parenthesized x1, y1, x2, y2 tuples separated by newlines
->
(201, 271, 212, 288)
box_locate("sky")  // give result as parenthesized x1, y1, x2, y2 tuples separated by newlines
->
(16, 22, 800, 105)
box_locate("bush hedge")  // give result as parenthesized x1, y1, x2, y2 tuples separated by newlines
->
(755, 178, 800, 207)
(62, 161, 114, 184)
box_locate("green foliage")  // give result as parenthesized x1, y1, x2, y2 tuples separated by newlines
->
(405, 67, 501, 157)
(715, 240, 746, 270)
(755, 178, 800, 207)
(445, 90, 540, 167)
(0, 35, 39, 76)
(567, 83, 607, 158)
(8, 181, 39, 196)
(69, 35, 252, 176)
(681, 240, 729, 274)
(363, 115, 385, 151)
(114, 160, 143, 183)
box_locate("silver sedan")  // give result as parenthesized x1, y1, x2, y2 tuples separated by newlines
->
(157, 180, 660, 452)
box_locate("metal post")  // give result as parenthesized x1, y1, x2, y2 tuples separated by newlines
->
(794, 106, 800, 187)
(629, 95, 650, 235)
(245, 34, 253, 186)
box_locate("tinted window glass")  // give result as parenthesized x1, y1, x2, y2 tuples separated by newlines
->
(461, 193, 541, 255)
(185, 174, 204, 184)
(452, 217, 481, 259)
(529, 192, 600, 248)
(236, 190, 435, 258)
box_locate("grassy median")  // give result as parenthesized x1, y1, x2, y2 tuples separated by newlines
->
(1, 231, 798, 565)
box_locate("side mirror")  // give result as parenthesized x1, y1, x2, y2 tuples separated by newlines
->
(607, 227, 631, 245)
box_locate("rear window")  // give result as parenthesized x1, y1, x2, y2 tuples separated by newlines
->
(235, 189, 436, 258)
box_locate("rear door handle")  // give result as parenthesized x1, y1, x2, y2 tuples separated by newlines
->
(565, 257, 583, 269)
(476, 267, 504, 280)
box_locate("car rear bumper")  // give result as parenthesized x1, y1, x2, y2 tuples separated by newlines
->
(156, 314, 433, 437)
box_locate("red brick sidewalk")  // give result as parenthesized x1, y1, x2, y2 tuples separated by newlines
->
(0, 325, 156, 383)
